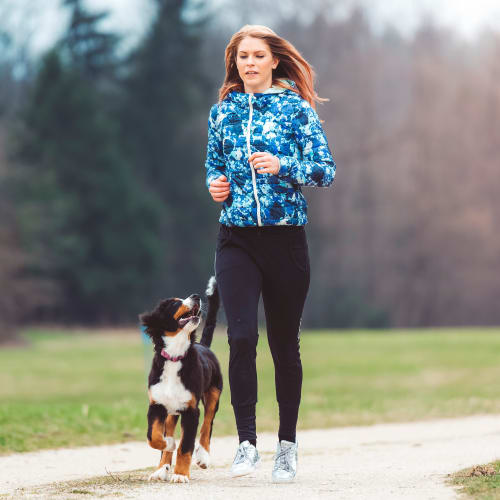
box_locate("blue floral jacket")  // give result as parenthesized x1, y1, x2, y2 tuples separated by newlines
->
(205, 78, 336, 226)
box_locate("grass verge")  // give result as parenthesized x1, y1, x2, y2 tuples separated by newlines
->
(448, 460, 500, 499)
(2, 326, 500, 454)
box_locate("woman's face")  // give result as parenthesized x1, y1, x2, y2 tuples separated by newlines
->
(236, 36, 279, 93)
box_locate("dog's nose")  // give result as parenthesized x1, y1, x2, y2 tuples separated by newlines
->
(190, 294, 200, 301)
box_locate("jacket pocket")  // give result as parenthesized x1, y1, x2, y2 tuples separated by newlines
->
(216, 225, 231, 252)
(216, 234, 226, 252)
(289, 242, 310, 273)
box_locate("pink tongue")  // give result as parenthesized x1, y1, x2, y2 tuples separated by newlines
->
(179, 316, 193, 327)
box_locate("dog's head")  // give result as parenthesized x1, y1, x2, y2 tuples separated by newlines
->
(139, 294, 202, 352)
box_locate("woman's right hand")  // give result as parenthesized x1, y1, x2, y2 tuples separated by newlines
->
(209, 175, 230, 202)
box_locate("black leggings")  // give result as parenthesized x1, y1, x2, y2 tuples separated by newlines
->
(214, 223, 310, 444)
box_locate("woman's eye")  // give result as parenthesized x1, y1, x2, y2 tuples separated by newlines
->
(240, 55, 265, 59)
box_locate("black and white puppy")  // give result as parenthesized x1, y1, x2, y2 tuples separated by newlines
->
(139, 276, 222, 483)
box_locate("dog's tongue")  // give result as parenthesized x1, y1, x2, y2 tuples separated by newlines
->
(179, 316, 194, 327)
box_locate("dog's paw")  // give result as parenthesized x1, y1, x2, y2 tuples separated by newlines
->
(194, 443, 210, 469)
(165, 436, 176, 452)
(148, 464, 170, 481)
(170, 473, 189, 483)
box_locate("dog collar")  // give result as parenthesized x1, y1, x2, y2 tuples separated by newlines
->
(161, 349, 185, 362)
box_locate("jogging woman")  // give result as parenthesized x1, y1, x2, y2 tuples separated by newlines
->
(205, 24, 336, 482)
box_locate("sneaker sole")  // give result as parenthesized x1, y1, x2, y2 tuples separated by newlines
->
(230, 458, 261, 477)
(272, 475, 296, 483)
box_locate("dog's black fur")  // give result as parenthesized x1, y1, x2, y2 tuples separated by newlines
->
(139, 276, 222, 483)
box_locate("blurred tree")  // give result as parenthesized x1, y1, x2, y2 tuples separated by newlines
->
(11, 1, 165, 323)
(0, 7, 43, 341)
(277, 9, 392, 328)
(119, 0, 219, 298)
(4, 0, 500, 329)
(0, 172, 57, 342)
(61, 0, 120, 79)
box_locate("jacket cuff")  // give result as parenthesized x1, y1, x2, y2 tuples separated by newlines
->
(206, 173, 220, 190)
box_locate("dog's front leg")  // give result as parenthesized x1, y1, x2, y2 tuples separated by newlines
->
(195, 386, 221, 469)
(148, 412, 179, 481)
(147, 403, 168, 450)
(147, 404, 169, 480)
(170, 407, 200, 483)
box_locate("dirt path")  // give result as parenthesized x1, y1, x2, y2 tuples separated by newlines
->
(2, 414, 500, 499)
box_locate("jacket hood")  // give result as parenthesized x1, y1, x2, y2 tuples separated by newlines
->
(224, 78, 298, 109)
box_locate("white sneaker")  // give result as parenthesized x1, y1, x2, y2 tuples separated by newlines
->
(230, 440, 261, 477)
(272, 439, 298, 483)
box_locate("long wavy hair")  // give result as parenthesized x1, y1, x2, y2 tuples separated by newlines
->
(218, 25, 328, 111)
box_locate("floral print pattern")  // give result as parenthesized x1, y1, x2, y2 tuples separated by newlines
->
(205, 79, 336, 226)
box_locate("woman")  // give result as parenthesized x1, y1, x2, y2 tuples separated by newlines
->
(205, 24, 336, 482)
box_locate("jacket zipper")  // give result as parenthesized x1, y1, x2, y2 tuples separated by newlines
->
(247, 93, 262, 226)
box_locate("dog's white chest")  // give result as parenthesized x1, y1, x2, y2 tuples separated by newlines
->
(150, 362, 192, 415)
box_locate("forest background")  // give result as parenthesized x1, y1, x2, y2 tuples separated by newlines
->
(1, 0, 499, 342)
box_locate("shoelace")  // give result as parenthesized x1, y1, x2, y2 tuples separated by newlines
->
(234, 445, 250, 465)
(274, 446, 294, 472)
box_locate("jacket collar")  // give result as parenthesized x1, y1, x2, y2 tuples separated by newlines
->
(225, 78, 297, 109)
(262, 78, 296, 94)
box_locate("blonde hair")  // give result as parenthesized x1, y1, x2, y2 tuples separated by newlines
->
(218, 24, 328, 110)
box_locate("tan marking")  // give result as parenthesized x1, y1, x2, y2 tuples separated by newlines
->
(157, 415, 178, 468)
(165, 414, 178, 435)
(148, 419, 166, 450)
(174, 450, 192, 477)
(148, 389, 156, 404)
(186, 393, 197, 409)
(173, 304, 190, 320)
(172, 426, 191, 477)
(199, 387, 221, 452)
(164, 328, 181, 337)
(162, 304, 191, 337)
(157, 449, 173, 470)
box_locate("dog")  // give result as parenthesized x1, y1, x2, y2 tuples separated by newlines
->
(139, 276, 222, 483)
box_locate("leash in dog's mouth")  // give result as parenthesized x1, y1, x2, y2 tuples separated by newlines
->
(178, 304, 201, 327)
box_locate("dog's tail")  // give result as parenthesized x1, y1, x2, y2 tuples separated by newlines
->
(199, 276, 220, 348)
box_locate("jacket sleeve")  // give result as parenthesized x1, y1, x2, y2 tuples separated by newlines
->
(276, 100, 336, 187)
(205, 103, 226, 190)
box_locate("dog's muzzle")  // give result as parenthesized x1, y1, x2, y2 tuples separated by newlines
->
(178, 302, 201, 327)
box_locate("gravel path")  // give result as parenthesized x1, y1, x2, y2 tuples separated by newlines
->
(2, 414, 500, 499)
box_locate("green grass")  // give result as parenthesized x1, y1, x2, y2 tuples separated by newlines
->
(449, 460, 500, 499)
(2, 327, 500, 454)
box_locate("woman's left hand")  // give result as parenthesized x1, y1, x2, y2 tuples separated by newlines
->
(248, 152, 280, 175)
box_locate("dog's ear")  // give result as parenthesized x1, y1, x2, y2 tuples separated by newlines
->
(139, 311, 165, 338)
(139, 299, 179, 336)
